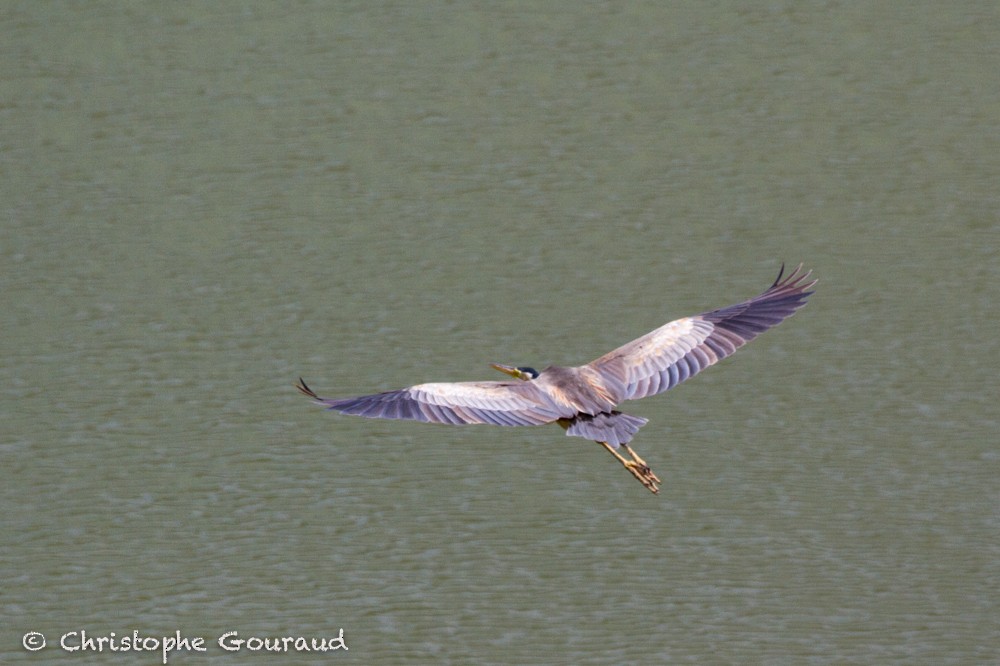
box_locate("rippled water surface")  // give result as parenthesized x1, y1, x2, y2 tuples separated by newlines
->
(3, 3, 998, 664)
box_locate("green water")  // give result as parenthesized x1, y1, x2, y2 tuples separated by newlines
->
(3, 3, 998, 664)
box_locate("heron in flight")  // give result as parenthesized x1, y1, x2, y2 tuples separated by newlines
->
(297, 264, 815, 494)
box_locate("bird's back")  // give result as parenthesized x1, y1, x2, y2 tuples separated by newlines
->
(534, 365, 620, 416)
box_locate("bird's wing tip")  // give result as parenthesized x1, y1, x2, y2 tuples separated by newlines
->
(772, 262, 817, 291)
(295, 377, 321, 400)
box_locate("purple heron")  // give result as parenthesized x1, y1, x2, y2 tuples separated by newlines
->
(297, 264, 815, 494)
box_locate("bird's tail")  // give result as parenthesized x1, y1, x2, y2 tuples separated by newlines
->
(564, 412, 649, 448)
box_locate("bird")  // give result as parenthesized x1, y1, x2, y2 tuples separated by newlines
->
(297, 264, 815, 494)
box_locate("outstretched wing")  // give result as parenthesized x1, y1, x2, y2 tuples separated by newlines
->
(588, 264, 816, 403)
(296, 377, 566, 427)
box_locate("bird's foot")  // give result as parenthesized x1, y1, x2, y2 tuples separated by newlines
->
(621, 443, 661, 494)
(623, 460, 661, 494)
(598, 441, 661, 494)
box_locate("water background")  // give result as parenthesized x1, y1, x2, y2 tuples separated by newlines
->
(3, 3, 998, 664)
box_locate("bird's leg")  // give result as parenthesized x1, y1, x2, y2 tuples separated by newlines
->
(597, 441, 660, 494)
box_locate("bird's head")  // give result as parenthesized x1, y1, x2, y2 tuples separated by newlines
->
(490, 363, 539, 381)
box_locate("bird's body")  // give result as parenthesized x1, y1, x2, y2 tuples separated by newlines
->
(298, 264, 816, 494)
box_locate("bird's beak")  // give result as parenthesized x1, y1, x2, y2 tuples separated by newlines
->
(490, 363, 520, 378)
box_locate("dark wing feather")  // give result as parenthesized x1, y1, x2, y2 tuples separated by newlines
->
(296, 377, 566, 427)
(588, 264, 816, 403)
